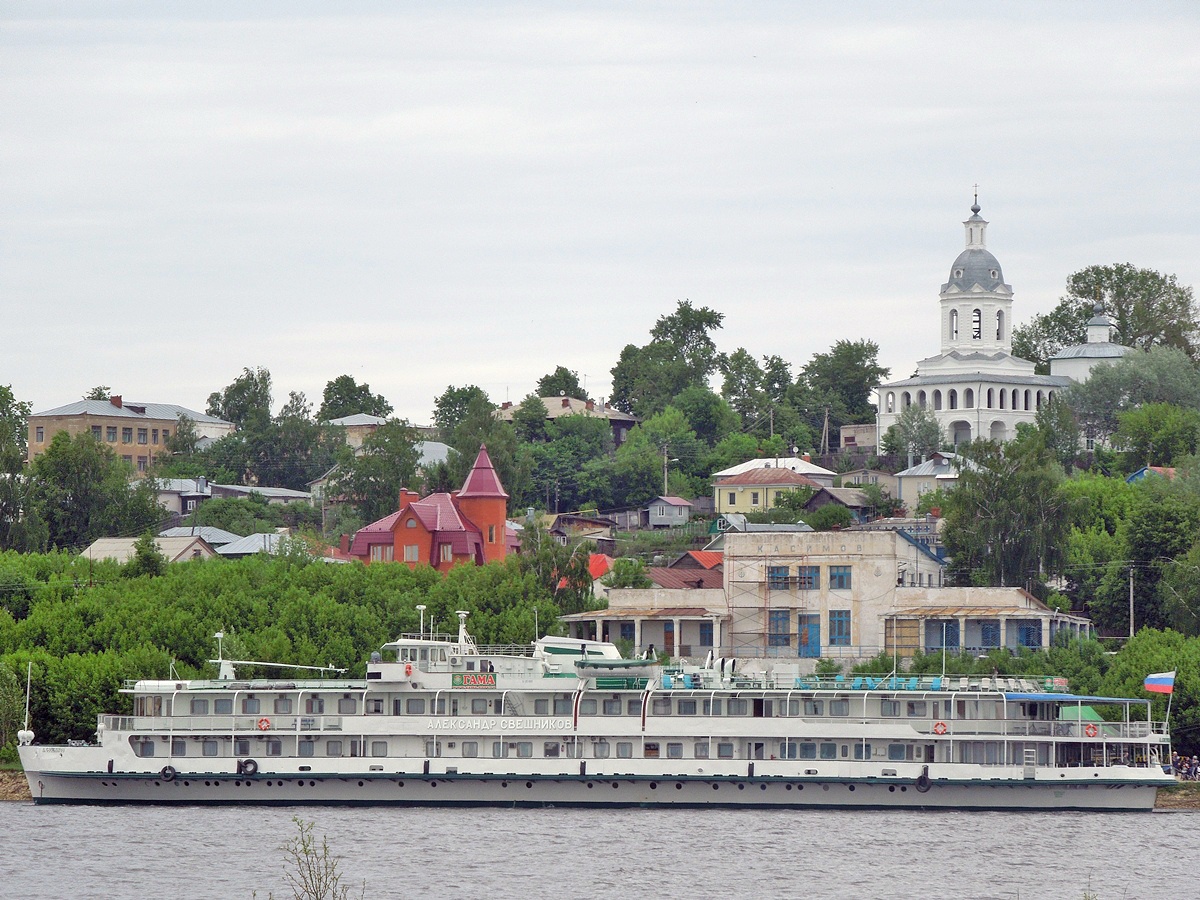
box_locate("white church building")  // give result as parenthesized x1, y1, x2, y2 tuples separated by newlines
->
(876, 201, 1070, 447)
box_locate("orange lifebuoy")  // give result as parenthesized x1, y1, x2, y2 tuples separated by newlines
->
(1084, 723, 1099, 738)
(405, 663, 413, 677)
(257, 717, 271, 731)
(933, 721, 948, 735)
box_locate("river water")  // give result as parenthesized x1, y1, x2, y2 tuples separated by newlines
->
(0, 803, 1193, 899)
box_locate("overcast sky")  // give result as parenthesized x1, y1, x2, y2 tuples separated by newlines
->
(4, 2, 1199, 423)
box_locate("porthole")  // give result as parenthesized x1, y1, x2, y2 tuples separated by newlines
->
(586, 782, 594, 789)
(675, 783, 683, 790)
(612, 782, 619, 789)
(649, 782, 657, 790)
(990, 269, 998, 278)
(712, 783, 719, 791)
(954, 269, 963, 278)
(397, 780, 404, 787)
(786, 784, 793, 791)
(822, 784, 830, 792)
(429, 781, 436, 788)
(848, 785, 856, 792)
(760, 784, 767, 791)
(737, 783, 745, 791)
(526, 781, 533, 789)
(358, 780, 364, 787)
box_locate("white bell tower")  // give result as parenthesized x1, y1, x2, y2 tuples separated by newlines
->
(939, 193, 1014, 355)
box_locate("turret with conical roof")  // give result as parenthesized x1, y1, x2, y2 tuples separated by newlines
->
(455, 445, 509, 563)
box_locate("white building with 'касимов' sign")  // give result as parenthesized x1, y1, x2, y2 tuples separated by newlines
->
(876, 200, 1069, 447)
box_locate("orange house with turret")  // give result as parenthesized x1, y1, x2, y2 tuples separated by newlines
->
(348, 446, 516, 571)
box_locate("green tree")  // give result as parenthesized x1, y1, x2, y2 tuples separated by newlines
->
(0, 659, 22, 759)
(801, 504, 853, 531)
(1026, 395, 1083, 470)
(649, 300, 726, 385)
(28, 432, 165, 550)
(257, 391, 344, 490)
(316, 375, 392, 421)
(0, 386, 44, 552)
(83, 386, 111, 401)
(511, 394, 549, 443)
(601, 557, 652, 589)
(881, 403, 943, 462)
(329, 420, 422, 523)
(671, 386, 740, 447)
(1066, 264, 1198, 359)
(1113, 402, 1200, 471)
(943, 439, 1072, 589)
(535, 366, 586, 400)
(1090, 478, 1200, 634)
(433, 385, 491, 441)
(125, 531, 168, 579)
(609, 341, 693, 417)
(720, 348, 767, 423)
(801, 339, 889, 423)
(1064, 346, 1200, 443)
(206, 367, 272, 431)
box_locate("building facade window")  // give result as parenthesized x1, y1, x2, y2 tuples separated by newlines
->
(829, 566, 852, 590)
(829, 610, 851, 646)
(767, 565, 789, 590)
(152, 428, 159, 444)
(122, 427, 133, 443)
(796, 566, 820, 590)
(727, 492, 736, 505)
(980, 622, 1000, 648)
(370, 545, 394, 562)
(768, 609, 790, 646)
(750, 491, 760, 506)
(439, 544, 453, 563)
(403, 545, 419, 562)
(137, 428, 148, 444)
(91, 425, 102, 438)
(619, 622, 635, 643)
(35, 426, 44, 442)
(106, 426, 117, 442)
(698, 621, 713, 647)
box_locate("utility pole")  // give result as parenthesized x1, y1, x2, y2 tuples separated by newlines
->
(662, 445, 669, 495)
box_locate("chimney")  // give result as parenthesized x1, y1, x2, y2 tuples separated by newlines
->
(802, 453, 811, 463)
(561, 398, 570, 409)
(397, 489, 419, 511)
(340, 534, 350, 554)
(110, 395, 122, 408)
(501, 401, 512, 410)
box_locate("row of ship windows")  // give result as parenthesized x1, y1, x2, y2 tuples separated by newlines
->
(172, 696, 948, 719)
(135, 738, 926, 762)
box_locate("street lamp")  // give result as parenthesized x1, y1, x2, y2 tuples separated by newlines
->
(416, 604, 426, 638)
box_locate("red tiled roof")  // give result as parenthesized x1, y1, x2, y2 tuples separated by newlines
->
(671, 550, 723, 570)
(407, 493, 484, 560)
(458, 445, 509, 499)
(647, 568, 723, 590)
(714, 469, 822, 488)
(349, 511, 402, 556)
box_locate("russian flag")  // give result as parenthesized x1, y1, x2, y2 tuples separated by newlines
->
(1144, 671, 1176, 694)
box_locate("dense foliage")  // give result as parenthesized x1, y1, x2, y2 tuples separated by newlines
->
(0, 551, 569, 749)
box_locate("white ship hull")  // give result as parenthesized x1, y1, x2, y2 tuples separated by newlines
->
(20, 750, 1165, 810)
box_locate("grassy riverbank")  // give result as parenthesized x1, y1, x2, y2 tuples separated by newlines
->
(2, 768, 1199, 807)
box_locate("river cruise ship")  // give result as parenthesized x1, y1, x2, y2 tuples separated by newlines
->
(18, 612, 1173, 809)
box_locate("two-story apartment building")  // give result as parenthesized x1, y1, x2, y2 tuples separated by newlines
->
(27, 395, 234, 472)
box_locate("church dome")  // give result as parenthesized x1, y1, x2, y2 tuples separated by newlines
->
(945, 248, 1005, 291)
